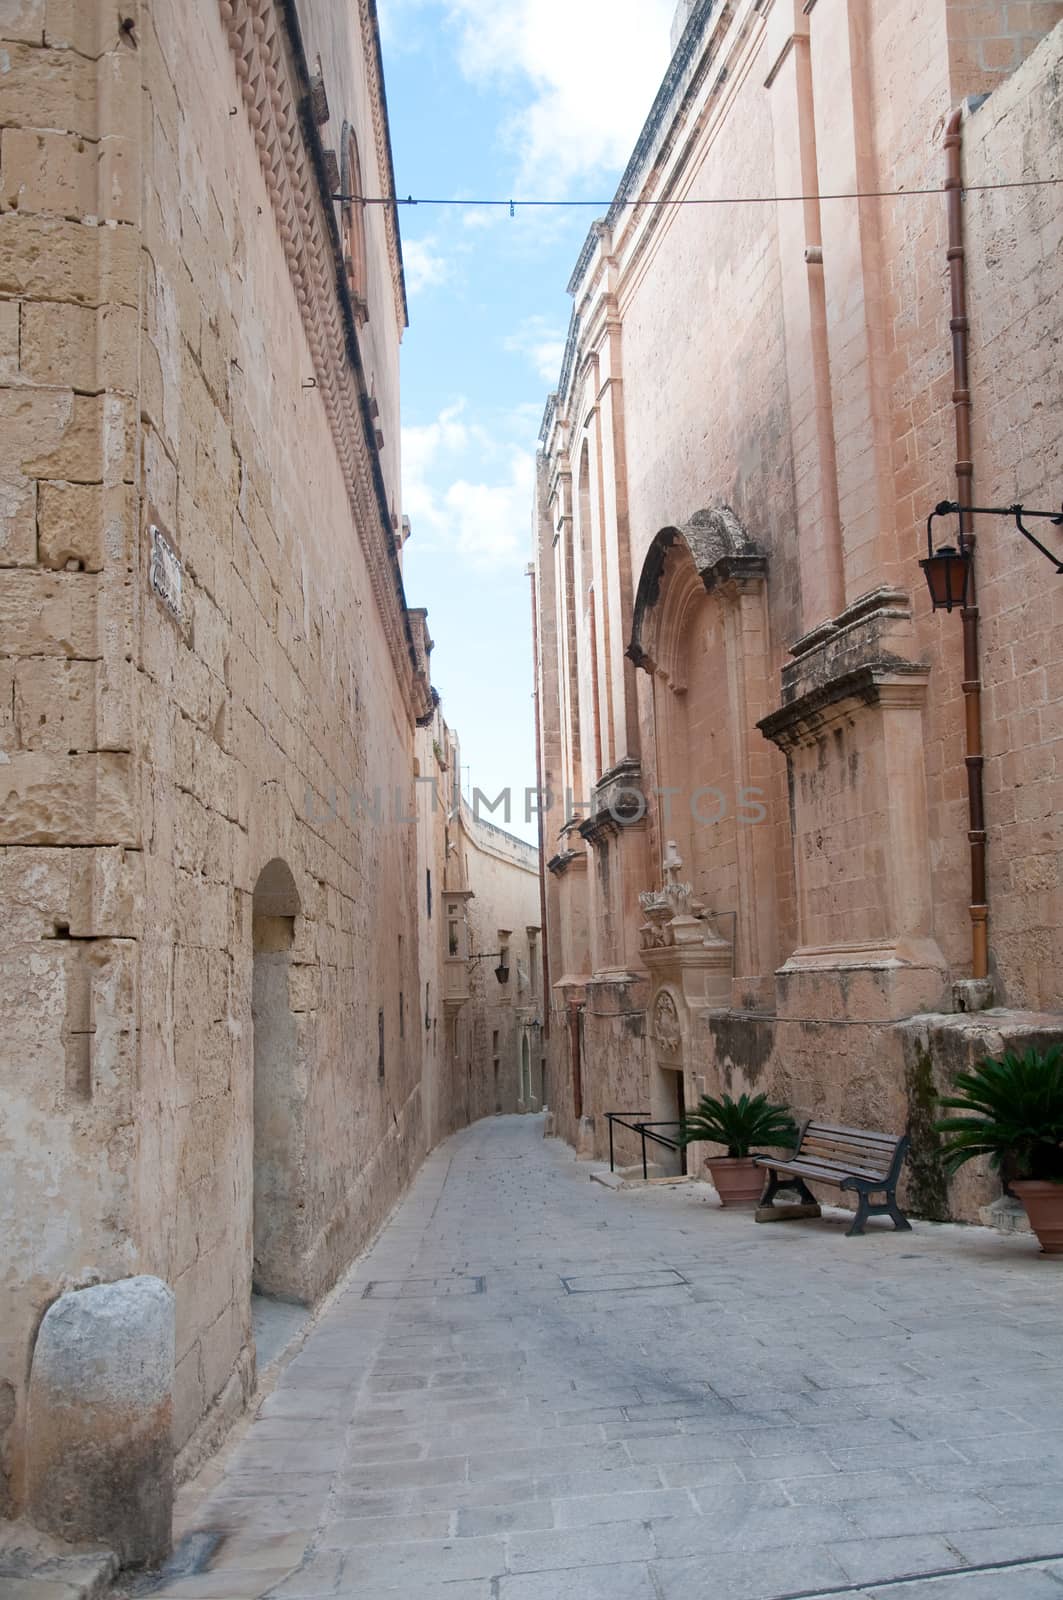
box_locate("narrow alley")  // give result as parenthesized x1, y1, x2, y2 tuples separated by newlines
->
(140, 1116, 1063, 1600)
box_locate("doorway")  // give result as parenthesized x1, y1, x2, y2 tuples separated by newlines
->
(251, 858, 302, 1302)
(652, 1063, 687, 1177)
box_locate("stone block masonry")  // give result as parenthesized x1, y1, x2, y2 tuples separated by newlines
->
(534, 2, 1063, 1209)
(0, 0, 437, 1559)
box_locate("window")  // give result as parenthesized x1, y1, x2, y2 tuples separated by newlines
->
(426, 868, 432, 919)
(377, 1008, 385, 1080)
(340, 127, 369, 326)
(528, 931, 539, 999)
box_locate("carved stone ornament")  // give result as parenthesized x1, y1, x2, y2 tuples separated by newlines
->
(637, 842, 701, 944)
(218, 0, 416, 708)
(652, 989, 681, 1054)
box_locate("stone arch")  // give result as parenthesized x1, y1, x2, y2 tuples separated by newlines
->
(627, 506, 766, 688)
(251, 855, 306, 1303)
(627, 507, 776, 990)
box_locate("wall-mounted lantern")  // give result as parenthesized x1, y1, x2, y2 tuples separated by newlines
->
(920, 503, 971, 613)
(470, 951, 510, 984)
(920, 542, 971, 612)
(921, 499, 1063, 614)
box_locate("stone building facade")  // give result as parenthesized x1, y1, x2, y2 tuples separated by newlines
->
(534, 1, 1063, 1220)
(0, 0, 443, 1538)
(416, 698, 544, 1147)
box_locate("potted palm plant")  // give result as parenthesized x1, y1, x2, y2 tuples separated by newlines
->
(678, 1091, 798, 1206)
(934, 1046, 1063, 1254)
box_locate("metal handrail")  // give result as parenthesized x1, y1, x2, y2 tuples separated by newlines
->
(605, 1110, 684, 1181)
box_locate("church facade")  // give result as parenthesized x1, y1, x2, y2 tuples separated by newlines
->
(534, 0, 1063, 1220)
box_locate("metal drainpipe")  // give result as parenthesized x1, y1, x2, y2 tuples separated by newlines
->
(528, 563, 551, 1042)
(944, 105, 989, 981)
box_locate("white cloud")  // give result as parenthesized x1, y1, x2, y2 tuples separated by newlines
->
(402, 236, 450, 295)
(402, 401, 535, 570)
(462, 208, 500, 230)
(504, 315, 567, 383)
(380, 0, 675, 193)
(445, 0, 675, 191)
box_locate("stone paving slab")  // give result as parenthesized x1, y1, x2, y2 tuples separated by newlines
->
(118, 1114, 1063, 1600)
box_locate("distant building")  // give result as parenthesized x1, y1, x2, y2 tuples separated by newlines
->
(416, 696, 544, 1147)
(534, 3, 1063, 1217)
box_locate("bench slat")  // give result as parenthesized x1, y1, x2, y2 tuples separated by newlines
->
(787, 1164, 890, 1190)
(802, 1143, 892, 1169)
(803, 1136, 897, 1157)
(755, 1158, 887, 1188)
(798, 1157, 891, 1179)
(804, 1120, 901, 1147)
(803, 1133, 894, 1152)
(790, 1160, 887, 1182)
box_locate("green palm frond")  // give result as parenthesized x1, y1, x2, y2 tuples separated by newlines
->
(932, 1047, 1063, 1181)
(678, 1092, 798, 1159)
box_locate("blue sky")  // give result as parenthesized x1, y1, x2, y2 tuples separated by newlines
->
(378, 0, 675, 840)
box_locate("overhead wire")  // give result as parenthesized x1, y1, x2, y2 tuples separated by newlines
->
(335, 175, 1063, 210)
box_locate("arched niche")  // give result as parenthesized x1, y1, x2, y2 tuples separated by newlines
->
(627, 506, 766, 687)
(627, 507, 776, 993)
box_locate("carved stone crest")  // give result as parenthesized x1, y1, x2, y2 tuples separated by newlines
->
(652, 989, 681, 1054)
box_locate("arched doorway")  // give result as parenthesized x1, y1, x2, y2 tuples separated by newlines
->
(251, 858, 303, 1301)
(520, 1032, 531, 1108)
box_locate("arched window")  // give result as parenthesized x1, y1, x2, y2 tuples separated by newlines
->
(340, 126, 369, 326)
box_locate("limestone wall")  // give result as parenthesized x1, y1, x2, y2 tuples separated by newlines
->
(0, 0, 428, 1520)
(534, 2, 1063, 1221)
(962, 26, 1063, 1008)
(415, 702, 461, 1148)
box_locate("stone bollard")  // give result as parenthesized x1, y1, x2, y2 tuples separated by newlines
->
(575, 1114, 596, 1159)
(27, 1275, 175, 1568)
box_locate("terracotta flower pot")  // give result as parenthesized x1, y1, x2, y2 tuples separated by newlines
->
(1011, 1180, 1063, 1255)
(706, 1156, 764, 1207)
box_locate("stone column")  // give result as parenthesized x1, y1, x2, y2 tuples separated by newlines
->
(27, 1276, 175, 1568)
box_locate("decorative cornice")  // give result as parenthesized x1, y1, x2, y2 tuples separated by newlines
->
(567, 0, 726, 296)
(220, 0, 426, 720)
(757, 663, 930, 753)
(578, 759, 647, 848)
(356, 0, 408, 333)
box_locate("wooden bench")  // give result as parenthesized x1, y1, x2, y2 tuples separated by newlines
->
(753, 1120, 912, 1236)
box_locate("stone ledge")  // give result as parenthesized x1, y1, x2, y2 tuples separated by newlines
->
(0, 1522, 115, 1600)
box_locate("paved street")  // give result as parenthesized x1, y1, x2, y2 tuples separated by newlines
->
(147, 1115, 1063, 1600)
